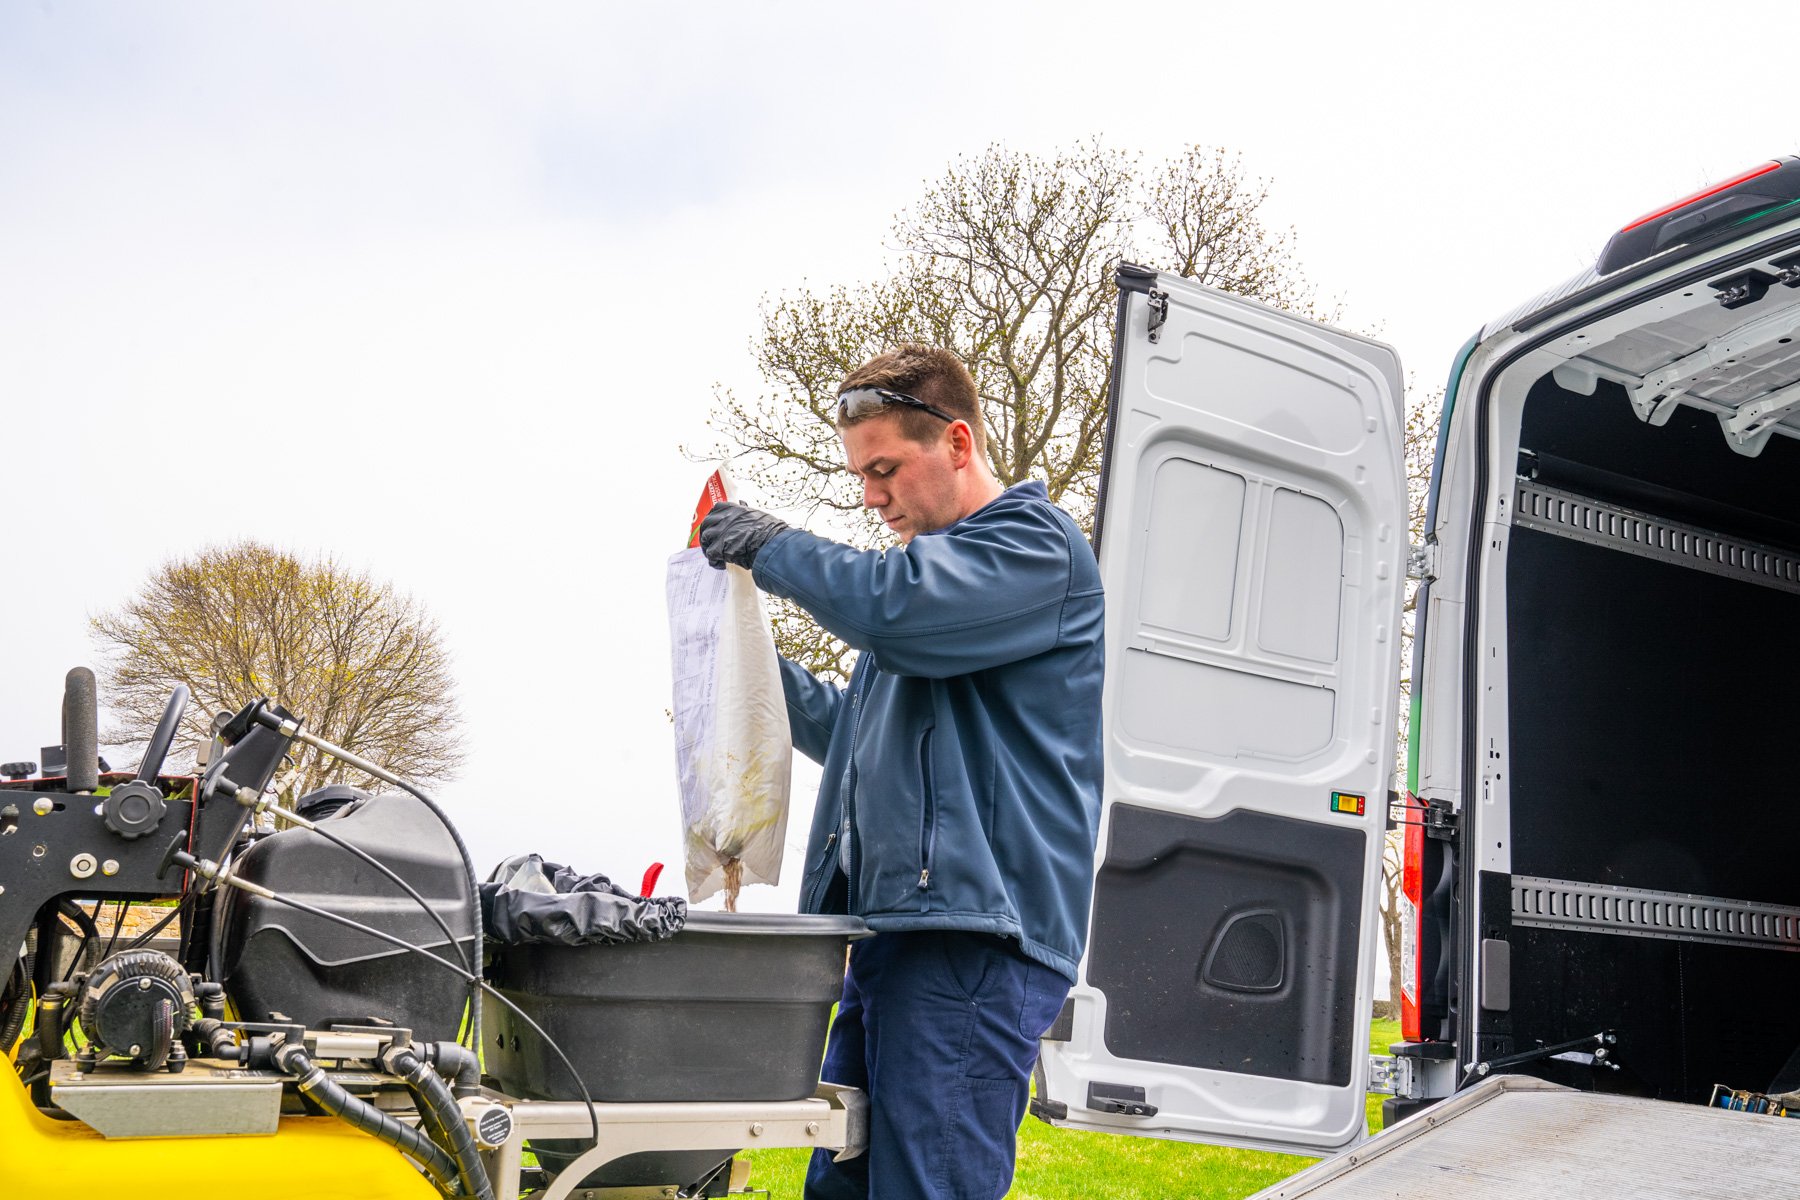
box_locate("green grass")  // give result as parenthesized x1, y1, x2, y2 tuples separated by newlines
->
(741, 1017, 1403, 1199)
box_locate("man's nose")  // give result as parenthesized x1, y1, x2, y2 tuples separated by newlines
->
(862, 479, 886, 509)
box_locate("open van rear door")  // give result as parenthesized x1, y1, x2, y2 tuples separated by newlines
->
(1035, 265, 1407, 1156)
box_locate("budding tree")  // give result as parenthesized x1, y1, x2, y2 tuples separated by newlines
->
(704, 140, 1328, 681)
(91, 540, 464, 798)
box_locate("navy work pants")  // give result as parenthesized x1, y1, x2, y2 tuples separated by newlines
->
(804, 930, 1071, 1200)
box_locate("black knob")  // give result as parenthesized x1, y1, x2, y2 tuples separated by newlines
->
(103, 779, 167, 840)
(0, 761, 35, 780)
(156, 831, 192, 880)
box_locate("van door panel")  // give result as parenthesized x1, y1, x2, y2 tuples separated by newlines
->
(1089, 804, 1365, 1086)
(1036, 269, 1406, 1155)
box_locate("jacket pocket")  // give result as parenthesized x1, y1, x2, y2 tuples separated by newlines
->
(916, 727, 937, 900)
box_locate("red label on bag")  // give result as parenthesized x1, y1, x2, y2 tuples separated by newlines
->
(686, 470, 732, 548)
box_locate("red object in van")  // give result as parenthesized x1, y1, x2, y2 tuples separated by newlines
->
(1401, 791, 1425, 1043)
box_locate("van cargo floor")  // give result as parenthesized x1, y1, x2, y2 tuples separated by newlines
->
(1250, 1076, 1798, 1199)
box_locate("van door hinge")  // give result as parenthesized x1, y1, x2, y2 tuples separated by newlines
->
(1773, 251, 1800, 288)
(1423, 798, 1459, 840)
(1366, 1054, 1419, 1098)
(1407, 541, 1437, 581)
(1711, 268, 1777, 311)
(1392, 795, 1459, 839)
(1146, 290, 1169, 343)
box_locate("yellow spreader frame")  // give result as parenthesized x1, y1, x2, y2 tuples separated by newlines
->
(0, 1056, 437, 1199)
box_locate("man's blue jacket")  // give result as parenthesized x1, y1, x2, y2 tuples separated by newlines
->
(751, 481, 1104, 981)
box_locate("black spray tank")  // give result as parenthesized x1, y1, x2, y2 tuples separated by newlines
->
(216, 787, 475, 1042)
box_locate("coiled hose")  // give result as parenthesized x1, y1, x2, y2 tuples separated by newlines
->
(276, 1043, 461, 1195)
(0, 932, 36, 1052)
(54, 899, 99, 983)
(388, 1046, 493, 1200)
(190, 1017, 242, 1062)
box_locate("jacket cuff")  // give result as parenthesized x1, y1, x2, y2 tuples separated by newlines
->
(749, 526, 807, 594)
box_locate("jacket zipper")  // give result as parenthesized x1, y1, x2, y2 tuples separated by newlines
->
(806, 832, 838, 911)
(836, 664, 875, 911)
(917, 728, 936, 893)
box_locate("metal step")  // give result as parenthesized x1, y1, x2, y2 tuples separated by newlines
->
(1250, 1075, 1800, 1199)
(1511, 874, 1800, 953)
(1512, 479, 1800, 596)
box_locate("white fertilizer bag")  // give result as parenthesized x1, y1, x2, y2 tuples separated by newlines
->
(666, 471, 792, 910)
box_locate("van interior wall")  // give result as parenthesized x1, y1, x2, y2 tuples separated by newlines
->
(1499, 373, 1800, 1103)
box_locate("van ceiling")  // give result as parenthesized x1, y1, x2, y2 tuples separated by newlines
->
(1543, 260, 1800, 458)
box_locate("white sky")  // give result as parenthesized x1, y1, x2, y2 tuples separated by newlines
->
(3, 0, 1796, 916)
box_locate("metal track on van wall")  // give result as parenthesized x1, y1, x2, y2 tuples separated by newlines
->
(1512, 480, 1800, 597)
(1512, 875, 1800, 952)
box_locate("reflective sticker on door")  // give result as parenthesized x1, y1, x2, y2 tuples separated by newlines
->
(1400, 895, 1418, 1001)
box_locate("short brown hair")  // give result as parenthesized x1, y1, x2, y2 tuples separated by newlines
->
(837, 344, 985, 453)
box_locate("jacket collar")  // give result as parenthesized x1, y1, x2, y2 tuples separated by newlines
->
(920, 480, 1050, 541)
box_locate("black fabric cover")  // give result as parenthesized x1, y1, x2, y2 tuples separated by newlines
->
(482, 854, 686, 945)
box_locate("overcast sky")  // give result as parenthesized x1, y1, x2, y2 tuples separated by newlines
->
(4, 1, 1795, 913)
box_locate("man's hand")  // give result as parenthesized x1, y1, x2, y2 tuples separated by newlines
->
(697, 502, 791, 570)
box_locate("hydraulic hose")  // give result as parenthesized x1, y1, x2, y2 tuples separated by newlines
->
(171, 845, 600, 1147)
(99, 898, 129, 961)
(264, 799, 474, 976)
(54, 899, 101, 984)
(0, 934, 36, 1052)
(389, 1046, 493, 1200)
(382, 779, 482, 1053)
(248, 709, 485, 1055)
(122, 899, 187, 954)
(276, 1043, 461, 1195)
(190, 1017, 243, 1062)
(350, 776, 482, 1054)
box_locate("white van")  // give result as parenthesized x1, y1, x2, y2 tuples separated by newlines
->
(1033, 158, 1800, 1164)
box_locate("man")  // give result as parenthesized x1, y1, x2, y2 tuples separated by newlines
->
(698, 344, 1103, 1200)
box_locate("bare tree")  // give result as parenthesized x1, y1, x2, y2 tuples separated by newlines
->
(91, 540, 464, 799)
(703, 141, 1327, 680)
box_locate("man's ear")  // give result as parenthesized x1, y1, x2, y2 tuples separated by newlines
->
(946, 420, 976, 468)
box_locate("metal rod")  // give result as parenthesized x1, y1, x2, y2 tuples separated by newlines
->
(1466, 1030, 1617, 1078)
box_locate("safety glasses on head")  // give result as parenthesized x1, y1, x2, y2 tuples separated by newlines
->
(836, 386, 958, 425)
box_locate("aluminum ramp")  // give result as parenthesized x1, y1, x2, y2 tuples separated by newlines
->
(1249, 1075, 1799, 1199)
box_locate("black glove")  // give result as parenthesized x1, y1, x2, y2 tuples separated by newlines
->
(697, 502, 790, 570)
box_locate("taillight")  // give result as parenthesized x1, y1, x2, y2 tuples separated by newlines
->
(1619, 160, 1782, 232)
(1598, 156, 1800, 276)
(1400, 790, 1424, 1042)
